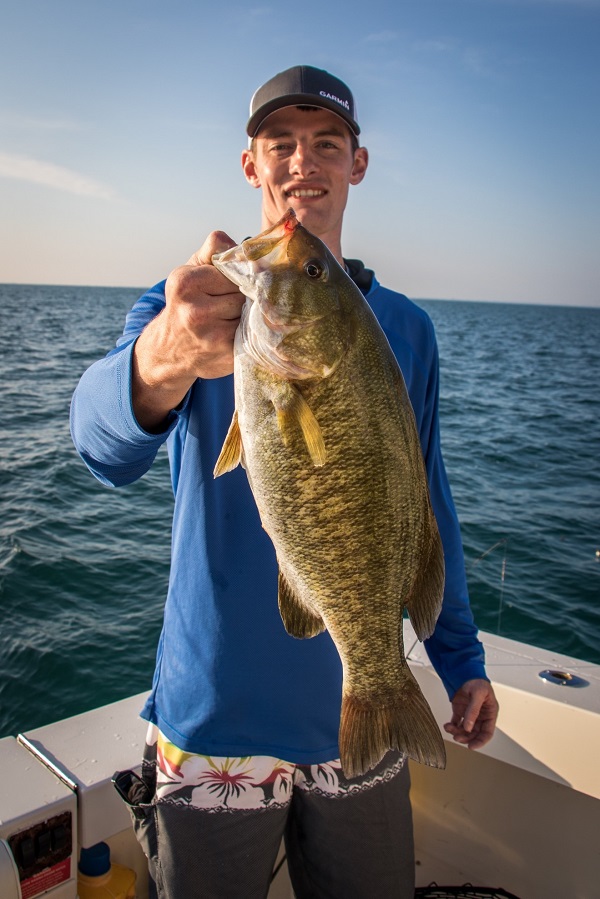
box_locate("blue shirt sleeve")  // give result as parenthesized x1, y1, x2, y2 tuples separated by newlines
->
(419, 330, 488, 697)
(69, 281, 186, 487)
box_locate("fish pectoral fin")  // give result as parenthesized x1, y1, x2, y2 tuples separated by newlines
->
(273, 384, 326, 468)
(339, 671, 446, 779)
(213, 410, 243, 477)
(406, 518, 445, 640)
(278, 571, 326, 639)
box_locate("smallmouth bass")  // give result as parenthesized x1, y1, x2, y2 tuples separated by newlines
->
(213, 209, 446, 777)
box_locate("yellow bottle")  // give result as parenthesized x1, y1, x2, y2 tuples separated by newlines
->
(77, 842, 136, 898)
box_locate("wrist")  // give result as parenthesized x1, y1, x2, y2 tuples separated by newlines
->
(131, 324, 196, 432)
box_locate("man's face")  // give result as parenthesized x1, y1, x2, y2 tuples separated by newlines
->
(242, 107, 368, 253)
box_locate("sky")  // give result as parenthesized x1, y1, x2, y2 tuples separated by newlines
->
(1, 0, 599, 306)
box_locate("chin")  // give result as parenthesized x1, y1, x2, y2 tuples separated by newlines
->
(289, 206, 327, 230)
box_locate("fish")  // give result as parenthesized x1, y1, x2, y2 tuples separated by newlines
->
(212, 208, 446, 777)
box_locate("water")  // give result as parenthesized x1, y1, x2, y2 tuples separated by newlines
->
(0, 285, 598, 739)
(420, 299, 600, 658)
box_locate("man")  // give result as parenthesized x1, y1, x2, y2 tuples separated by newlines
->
(71, 66, 498, 899)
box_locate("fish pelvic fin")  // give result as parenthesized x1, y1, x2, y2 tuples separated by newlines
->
(406, 517, 445, 641)
(214, 410, 243, 477)
(339, 674, 446, 779)
(273, 383, 326, 468)
(278, 571, 326, 638)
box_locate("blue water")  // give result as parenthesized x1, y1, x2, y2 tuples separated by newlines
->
(0, 284, 598, 739)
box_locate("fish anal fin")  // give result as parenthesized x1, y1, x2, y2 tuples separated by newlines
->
(214, 410, 243, 477)
(406, 518, 445, 641)
(339, 673, 446, 779)
(278, 571, 325, 639)
(273, 384, 326, 468)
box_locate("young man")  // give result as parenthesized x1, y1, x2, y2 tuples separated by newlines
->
(71, 66, 498, 899)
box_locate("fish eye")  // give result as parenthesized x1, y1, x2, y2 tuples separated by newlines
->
(304, 259, 327, 279)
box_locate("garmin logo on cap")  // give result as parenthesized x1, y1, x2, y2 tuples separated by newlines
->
(319, 90, 350, 111)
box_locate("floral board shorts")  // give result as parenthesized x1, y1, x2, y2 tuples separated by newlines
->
(114, 723, 415, 899)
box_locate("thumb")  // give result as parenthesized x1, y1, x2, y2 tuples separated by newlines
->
(186, 230, 237, 267)
(462, 691, 485, 732)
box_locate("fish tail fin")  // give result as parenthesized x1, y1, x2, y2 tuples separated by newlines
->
(406, 518, 445, 640)
(339, 674, 446, 779)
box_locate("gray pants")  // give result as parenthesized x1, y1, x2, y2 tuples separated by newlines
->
(115, 752, 414, 899)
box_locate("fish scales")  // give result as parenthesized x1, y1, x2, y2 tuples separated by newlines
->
(213, 209, 446, 777)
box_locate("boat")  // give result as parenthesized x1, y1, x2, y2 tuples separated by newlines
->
(1, 621, 598, 899)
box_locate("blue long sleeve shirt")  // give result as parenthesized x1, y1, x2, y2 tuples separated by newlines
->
(70, 267, 487, 763)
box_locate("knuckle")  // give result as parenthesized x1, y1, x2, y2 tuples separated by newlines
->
(166, 264, 213, 304)
(166, 265, 194, 298)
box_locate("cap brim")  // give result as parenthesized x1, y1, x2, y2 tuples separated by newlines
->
(246, 94, 360, 137)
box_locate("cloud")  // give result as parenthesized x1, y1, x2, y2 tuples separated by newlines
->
(462, 47, 496, 78)
(0, 111, 83, 131)
(412, 38, 455, 54)
(0, 152, 117, 200)
(412, 37, 502, 81)
(365, 30, 399, 43)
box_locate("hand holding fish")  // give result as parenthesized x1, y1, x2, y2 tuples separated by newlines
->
(171, 232, 246, 378)
(132, 231, 245, 431)
(444, 678, 499, 750)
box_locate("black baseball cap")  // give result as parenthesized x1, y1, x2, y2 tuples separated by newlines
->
(246, 65, 360, 138)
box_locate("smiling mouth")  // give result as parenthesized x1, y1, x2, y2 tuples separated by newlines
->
(285, 188, 326, 199)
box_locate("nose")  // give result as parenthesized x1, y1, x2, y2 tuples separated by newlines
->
(290, 141, 318, 177)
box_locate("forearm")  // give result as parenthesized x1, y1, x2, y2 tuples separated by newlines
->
(131, 314, 197, 433)
(70, 341, 180, 486)
(424, 495, 487, 697)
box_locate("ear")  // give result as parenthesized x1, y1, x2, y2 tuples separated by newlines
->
(350, 146, 368, 186)
(242, 149, 261, 189)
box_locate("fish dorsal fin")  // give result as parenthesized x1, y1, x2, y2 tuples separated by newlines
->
(273, 383, 326, 468)
(278, 571, 326, 638)
(214, 410, 243, 477)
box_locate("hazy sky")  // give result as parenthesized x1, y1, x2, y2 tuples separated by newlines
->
(1, 0, 599, 305)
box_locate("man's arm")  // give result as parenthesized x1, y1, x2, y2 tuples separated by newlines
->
(71, 231, 244, 483)
(412, 313, 499, 748)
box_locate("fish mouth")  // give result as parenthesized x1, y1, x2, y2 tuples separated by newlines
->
(212, 209, 298, 284)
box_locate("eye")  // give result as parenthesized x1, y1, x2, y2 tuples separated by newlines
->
(304, 259, 327, 279)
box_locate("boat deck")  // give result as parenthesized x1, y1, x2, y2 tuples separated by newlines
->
(1, 625, 599, 898)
